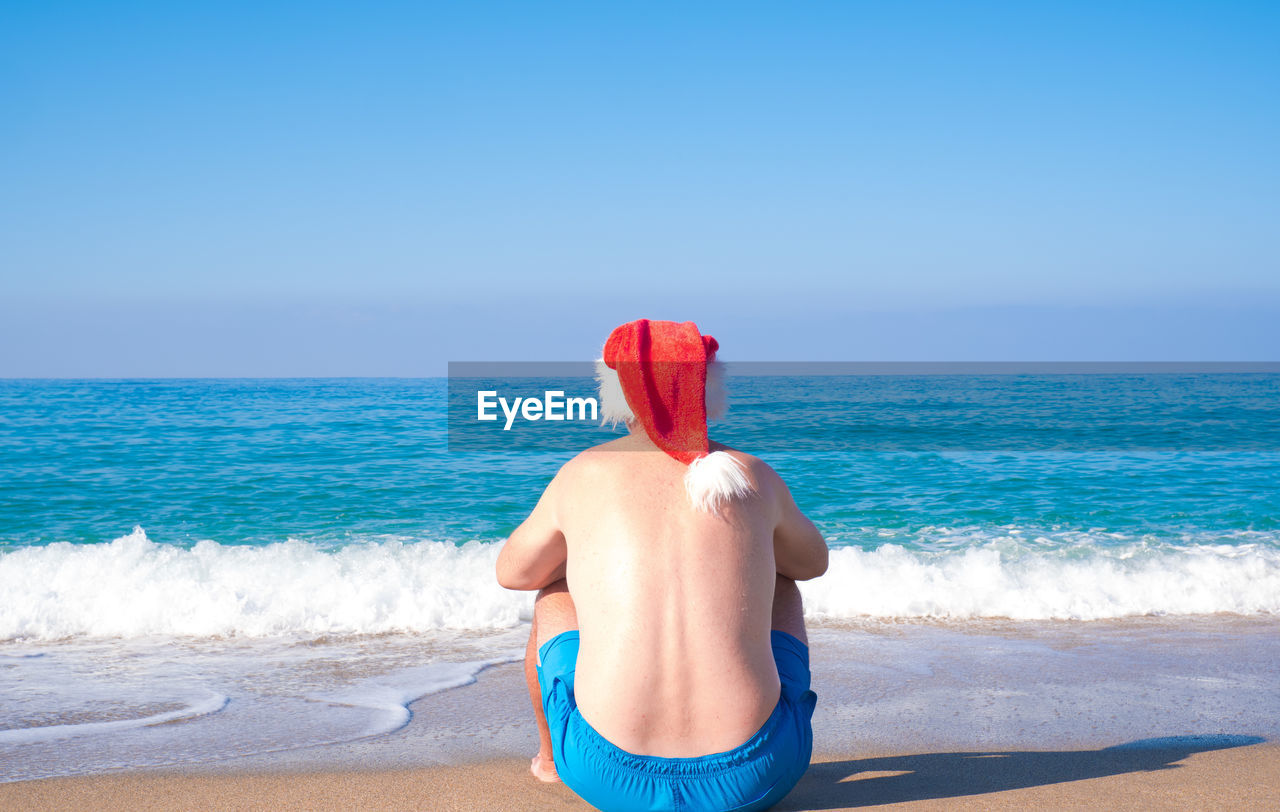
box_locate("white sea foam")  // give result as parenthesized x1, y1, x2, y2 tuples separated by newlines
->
(0, 692, 229, 745)
(0, 630, 528, 782)
(312, 658, 514, 738)
(805, 537, 1280, 620)
(2, 526, 1279, 640)
(0, 527, 528, 640)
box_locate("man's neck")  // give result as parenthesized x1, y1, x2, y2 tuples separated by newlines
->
(624, 426, 661, 452)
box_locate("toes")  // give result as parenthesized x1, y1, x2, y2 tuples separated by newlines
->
(530, 755, 561, 783)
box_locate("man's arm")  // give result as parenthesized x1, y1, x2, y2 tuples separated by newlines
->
(495, 469, 569, 591)
(770, 468, 829, 581)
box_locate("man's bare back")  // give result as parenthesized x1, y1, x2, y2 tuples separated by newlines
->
(495, 317, 826, 809)
(496, 430, 828, 757)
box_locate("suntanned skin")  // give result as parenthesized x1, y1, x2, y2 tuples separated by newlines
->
(496, 428, 828, 781)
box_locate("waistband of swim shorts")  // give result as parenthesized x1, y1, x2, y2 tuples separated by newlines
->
(572, 698, 789, 778)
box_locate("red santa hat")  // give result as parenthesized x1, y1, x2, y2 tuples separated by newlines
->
(595, 319, 753, 514)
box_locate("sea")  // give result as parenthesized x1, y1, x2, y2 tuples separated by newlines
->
(2, 371, 1278, 781)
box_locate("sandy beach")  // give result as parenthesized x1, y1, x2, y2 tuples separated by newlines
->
(3, 743, 1277, 811)
(3, 618, 1277, 810)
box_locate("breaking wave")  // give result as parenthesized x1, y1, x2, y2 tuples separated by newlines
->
(2, 526, 1278, 640)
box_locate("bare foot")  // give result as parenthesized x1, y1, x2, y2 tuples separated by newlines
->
(530, 754, 560, 783)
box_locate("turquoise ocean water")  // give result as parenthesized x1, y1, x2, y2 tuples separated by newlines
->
(2, 374, 1280, 635)
(2, 373, 1279, 781)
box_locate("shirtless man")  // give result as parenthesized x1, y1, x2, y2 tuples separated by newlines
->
(496, 319, 828, 812)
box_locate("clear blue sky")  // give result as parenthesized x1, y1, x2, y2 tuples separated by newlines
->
(2, 1, 1277, 375)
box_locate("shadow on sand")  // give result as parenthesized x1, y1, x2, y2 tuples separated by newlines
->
(777, 734, 1266, 810)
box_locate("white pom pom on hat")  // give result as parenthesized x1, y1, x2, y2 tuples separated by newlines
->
(684, 450, 754, 514)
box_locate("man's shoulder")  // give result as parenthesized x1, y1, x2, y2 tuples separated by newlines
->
(554, 438, 629, 478)
(708, 441, 777, 483)
(555, 439, 782, 492)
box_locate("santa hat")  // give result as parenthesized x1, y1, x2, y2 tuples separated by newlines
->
(594, 319, 753, 514)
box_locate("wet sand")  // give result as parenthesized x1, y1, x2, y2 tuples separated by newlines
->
(3, 618, 1277, 809)
(2, 743, 1277, 811)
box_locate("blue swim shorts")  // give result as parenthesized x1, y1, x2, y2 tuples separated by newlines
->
(536, 630, 817, 812)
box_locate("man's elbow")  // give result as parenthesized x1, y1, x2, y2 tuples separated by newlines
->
(788, 543, 830, 582)
(810, 557, 830, 581)
(813, 543, 830, 578)
(779, 557, 827, 582)
(496, 559, 559, 592)
(495, 569, 520, 591)
(494, 547, 527, 591)
(810, 532, 831, 577)
(789, 561, 828, 582)
(495, 561, 534, 591)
